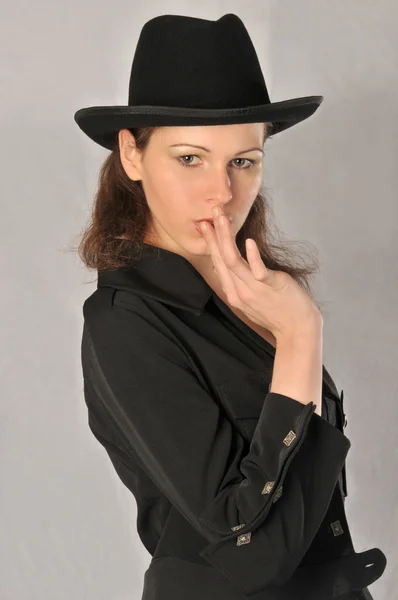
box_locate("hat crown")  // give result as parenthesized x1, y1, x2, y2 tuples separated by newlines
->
(127, 13, 271, 110)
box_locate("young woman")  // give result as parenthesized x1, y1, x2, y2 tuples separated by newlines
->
(74, 13, 386, 600)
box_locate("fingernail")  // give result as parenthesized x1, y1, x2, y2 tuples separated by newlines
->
(212, 207, 221, 217)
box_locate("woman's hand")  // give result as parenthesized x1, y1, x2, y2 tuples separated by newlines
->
(198, 206, 322, 340)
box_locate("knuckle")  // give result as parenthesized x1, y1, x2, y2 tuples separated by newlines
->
(224, 253, 239, 269)
(212, 255, 220, 268)
(228, 294, 243, 309)
(237, 285, 252, 303)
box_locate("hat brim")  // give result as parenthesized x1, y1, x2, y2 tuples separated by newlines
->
(74, 95, 323, 151)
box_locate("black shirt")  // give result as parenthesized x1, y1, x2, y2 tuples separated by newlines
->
(80, 242, 386, 599)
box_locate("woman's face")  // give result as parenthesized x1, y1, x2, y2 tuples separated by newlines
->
(118, 123, 265, 271)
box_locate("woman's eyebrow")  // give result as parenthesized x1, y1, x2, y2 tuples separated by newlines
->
(168, 143, 264, 155)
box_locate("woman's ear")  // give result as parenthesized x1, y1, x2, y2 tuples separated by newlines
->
(118, 129, 143, 181)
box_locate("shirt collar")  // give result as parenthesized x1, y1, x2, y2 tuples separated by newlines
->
(97, 242, 214, 315)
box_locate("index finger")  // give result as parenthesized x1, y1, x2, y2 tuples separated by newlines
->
(212, 212, 257, 288)
(199, 220, 231, 280)
(199, 221, 246, 305)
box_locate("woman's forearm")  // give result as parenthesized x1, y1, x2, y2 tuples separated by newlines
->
(270, 329, 323, 416)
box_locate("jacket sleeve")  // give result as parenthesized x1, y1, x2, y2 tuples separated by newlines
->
(82, 290, 351, 597)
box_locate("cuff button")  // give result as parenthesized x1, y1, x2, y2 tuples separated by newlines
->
(283, 430, 297, 446)
(231, 523, 246, 531)
(330, 520, 344, 536)
(261, 481, 275, 495)
(273, 485, 283, 503)
(237, 532, 251, 546)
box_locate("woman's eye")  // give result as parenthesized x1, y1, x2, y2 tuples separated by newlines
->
(178, 155, 198, 167)
(177, 155, 256, 169)
(233, 158, 255, 169)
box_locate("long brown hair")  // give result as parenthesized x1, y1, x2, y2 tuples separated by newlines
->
(71, 123, 325, 312)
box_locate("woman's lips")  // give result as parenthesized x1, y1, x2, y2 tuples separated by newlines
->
(194, 218, 215, 227)
(194, 216, 232, 233)
(194, 220, 214, 233)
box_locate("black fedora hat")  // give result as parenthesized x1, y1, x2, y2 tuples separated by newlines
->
(74, 13, 324, 151)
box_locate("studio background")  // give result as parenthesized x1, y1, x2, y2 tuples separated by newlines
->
(1, 1, 396, 598)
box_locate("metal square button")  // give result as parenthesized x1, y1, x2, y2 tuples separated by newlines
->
(272, 485, 283, 503)
(283, 430, 297, 446)
(237, 532, 251, 546)
(231, 523, 246, 531)
(261, 481, 274, 495)
(330, 520, 344, 536)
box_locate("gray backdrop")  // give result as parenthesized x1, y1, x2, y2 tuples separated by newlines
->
(2, 1, 396, 598)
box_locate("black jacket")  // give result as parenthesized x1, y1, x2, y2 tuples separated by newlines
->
(80, 242, 387, 599)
